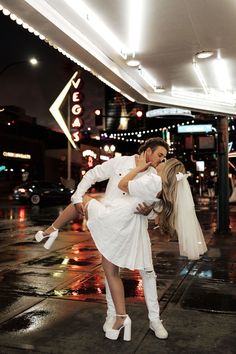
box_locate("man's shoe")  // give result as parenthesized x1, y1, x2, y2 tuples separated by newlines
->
(103, 315, 115, 332)
(150, 319, 168, 339)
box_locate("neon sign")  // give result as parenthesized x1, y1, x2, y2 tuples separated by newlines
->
(82, 150, 97, 159)
(49, 72, 78, 149)
(82, 149, 97, 168)
(3, 151, 31, 159)
(0, 165, 6, 172)
(71, 74, 84, 142)
(49, 72, 85, 148)
(88, 156, 94, 168)
(72, 131, 80, 142)
(72, 117, 82, 128)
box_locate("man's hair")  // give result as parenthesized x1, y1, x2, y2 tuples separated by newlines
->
(138, 137, 169, 154)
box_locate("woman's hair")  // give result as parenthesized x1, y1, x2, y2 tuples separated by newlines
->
(158, 158, 186, 235)
(138, 137, 169, 154)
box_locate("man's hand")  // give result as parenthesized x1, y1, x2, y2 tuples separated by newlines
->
(135, 202, 155, 215)
(74, 202, 85, 217)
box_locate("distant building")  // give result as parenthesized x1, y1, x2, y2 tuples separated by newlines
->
(0, 106, 67, 193)
(0, 105, 106, 194)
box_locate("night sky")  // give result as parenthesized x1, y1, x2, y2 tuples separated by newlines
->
(0, 11, 105, 130)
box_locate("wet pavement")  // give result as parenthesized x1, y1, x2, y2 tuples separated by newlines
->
(0, 198, 235, 353)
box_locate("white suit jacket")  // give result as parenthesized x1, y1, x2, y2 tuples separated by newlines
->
(71, 155, 157, 205)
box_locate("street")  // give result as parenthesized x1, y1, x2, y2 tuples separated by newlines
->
(0, 199, 235, 353)
(0, 199, 84, 237)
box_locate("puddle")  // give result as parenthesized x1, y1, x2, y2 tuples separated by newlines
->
(0, 310, 49, 332)
(25, 256, 92, 267)
(12, 242, 36, 246)
(181, 280, 236, 313)
(48, 274, 146, 299)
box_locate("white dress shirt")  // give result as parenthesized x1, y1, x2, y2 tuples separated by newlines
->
(71, 155, 157, 204)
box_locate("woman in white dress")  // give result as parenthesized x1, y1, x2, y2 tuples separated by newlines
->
(85, 166, 161, 272)
(81, 155, 207, 341)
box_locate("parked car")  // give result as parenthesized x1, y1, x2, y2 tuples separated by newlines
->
(13, 181, 74, 205)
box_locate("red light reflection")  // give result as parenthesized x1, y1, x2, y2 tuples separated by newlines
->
(19, 208, 26, 222)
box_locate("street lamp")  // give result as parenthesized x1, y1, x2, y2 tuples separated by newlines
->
(0, 57, 39, 76)
(29, 57, 38, 66)
(105, 144, 116, 153)
(103, 144, 116, 156)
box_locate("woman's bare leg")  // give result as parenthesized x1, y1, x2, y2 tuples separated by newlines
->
(44, 194, 94, 234)
(102, 256, 126, 329)
(44, 203, 79, 234)
(82, 194, 93, 220)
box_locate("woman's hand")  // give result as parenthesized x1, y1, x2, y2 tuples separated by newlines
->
(136, 152, 152, 172)
(74, 202, 85, 217)
(119, 152, 151, 192)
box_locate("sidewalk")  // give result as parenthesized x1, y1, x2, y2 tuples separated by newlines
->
(0, 203, 235, 353)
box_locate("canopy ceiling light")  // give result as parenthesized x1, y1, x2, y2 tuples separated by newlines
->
(213, 58, 231, 92)
(126, 58, 141, 67)
(191, 53, 235, 105)
(64, 0, 128, 59)
(138, 66, 157, 91)
(171, 88, 235, 107)
(154, 86, 166, 93)
(192, 60, 209, 94)
(195, 51, 214, 59)
(128, 0, 144, 54)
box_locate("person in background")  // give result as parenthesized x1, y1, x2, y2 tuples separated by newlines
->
(206, 176, 215, 202)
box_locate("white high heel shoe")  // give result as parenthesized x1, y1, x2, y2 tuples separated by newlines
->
(35, 225, 58, 249)
(105, 314, 131, 341)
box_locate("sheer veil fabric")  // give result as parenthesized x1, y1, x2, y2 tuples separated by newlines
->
(175, 173, 207, 260)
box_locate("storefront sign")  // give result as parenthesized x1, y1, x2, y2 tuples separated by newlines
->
(177, 124, 212, 133)
(146, 108, 194, 118)
(3, 151, 31, 159)
(100, 155, 110, 161)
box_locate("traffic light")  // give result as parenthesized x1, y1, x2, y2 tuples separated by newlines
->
(129, 107, 144, 119)
(136, 109, 143, 120)
(94, 108, 103, 126)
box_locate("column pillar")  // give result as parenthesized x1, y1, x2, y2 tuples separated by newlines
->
(216, 116, 230, 234)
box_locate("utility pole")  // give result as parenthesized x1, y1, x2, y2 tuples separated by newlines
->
(216, 116, 230, 234)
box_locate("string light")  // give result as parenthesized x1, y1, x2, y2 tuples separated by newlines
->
(100, 121, 182, 140)
(100, 115, 235, 149)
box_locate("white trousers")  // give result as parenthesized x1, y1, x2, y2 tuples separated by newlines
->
(105, 268, 160, 322)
